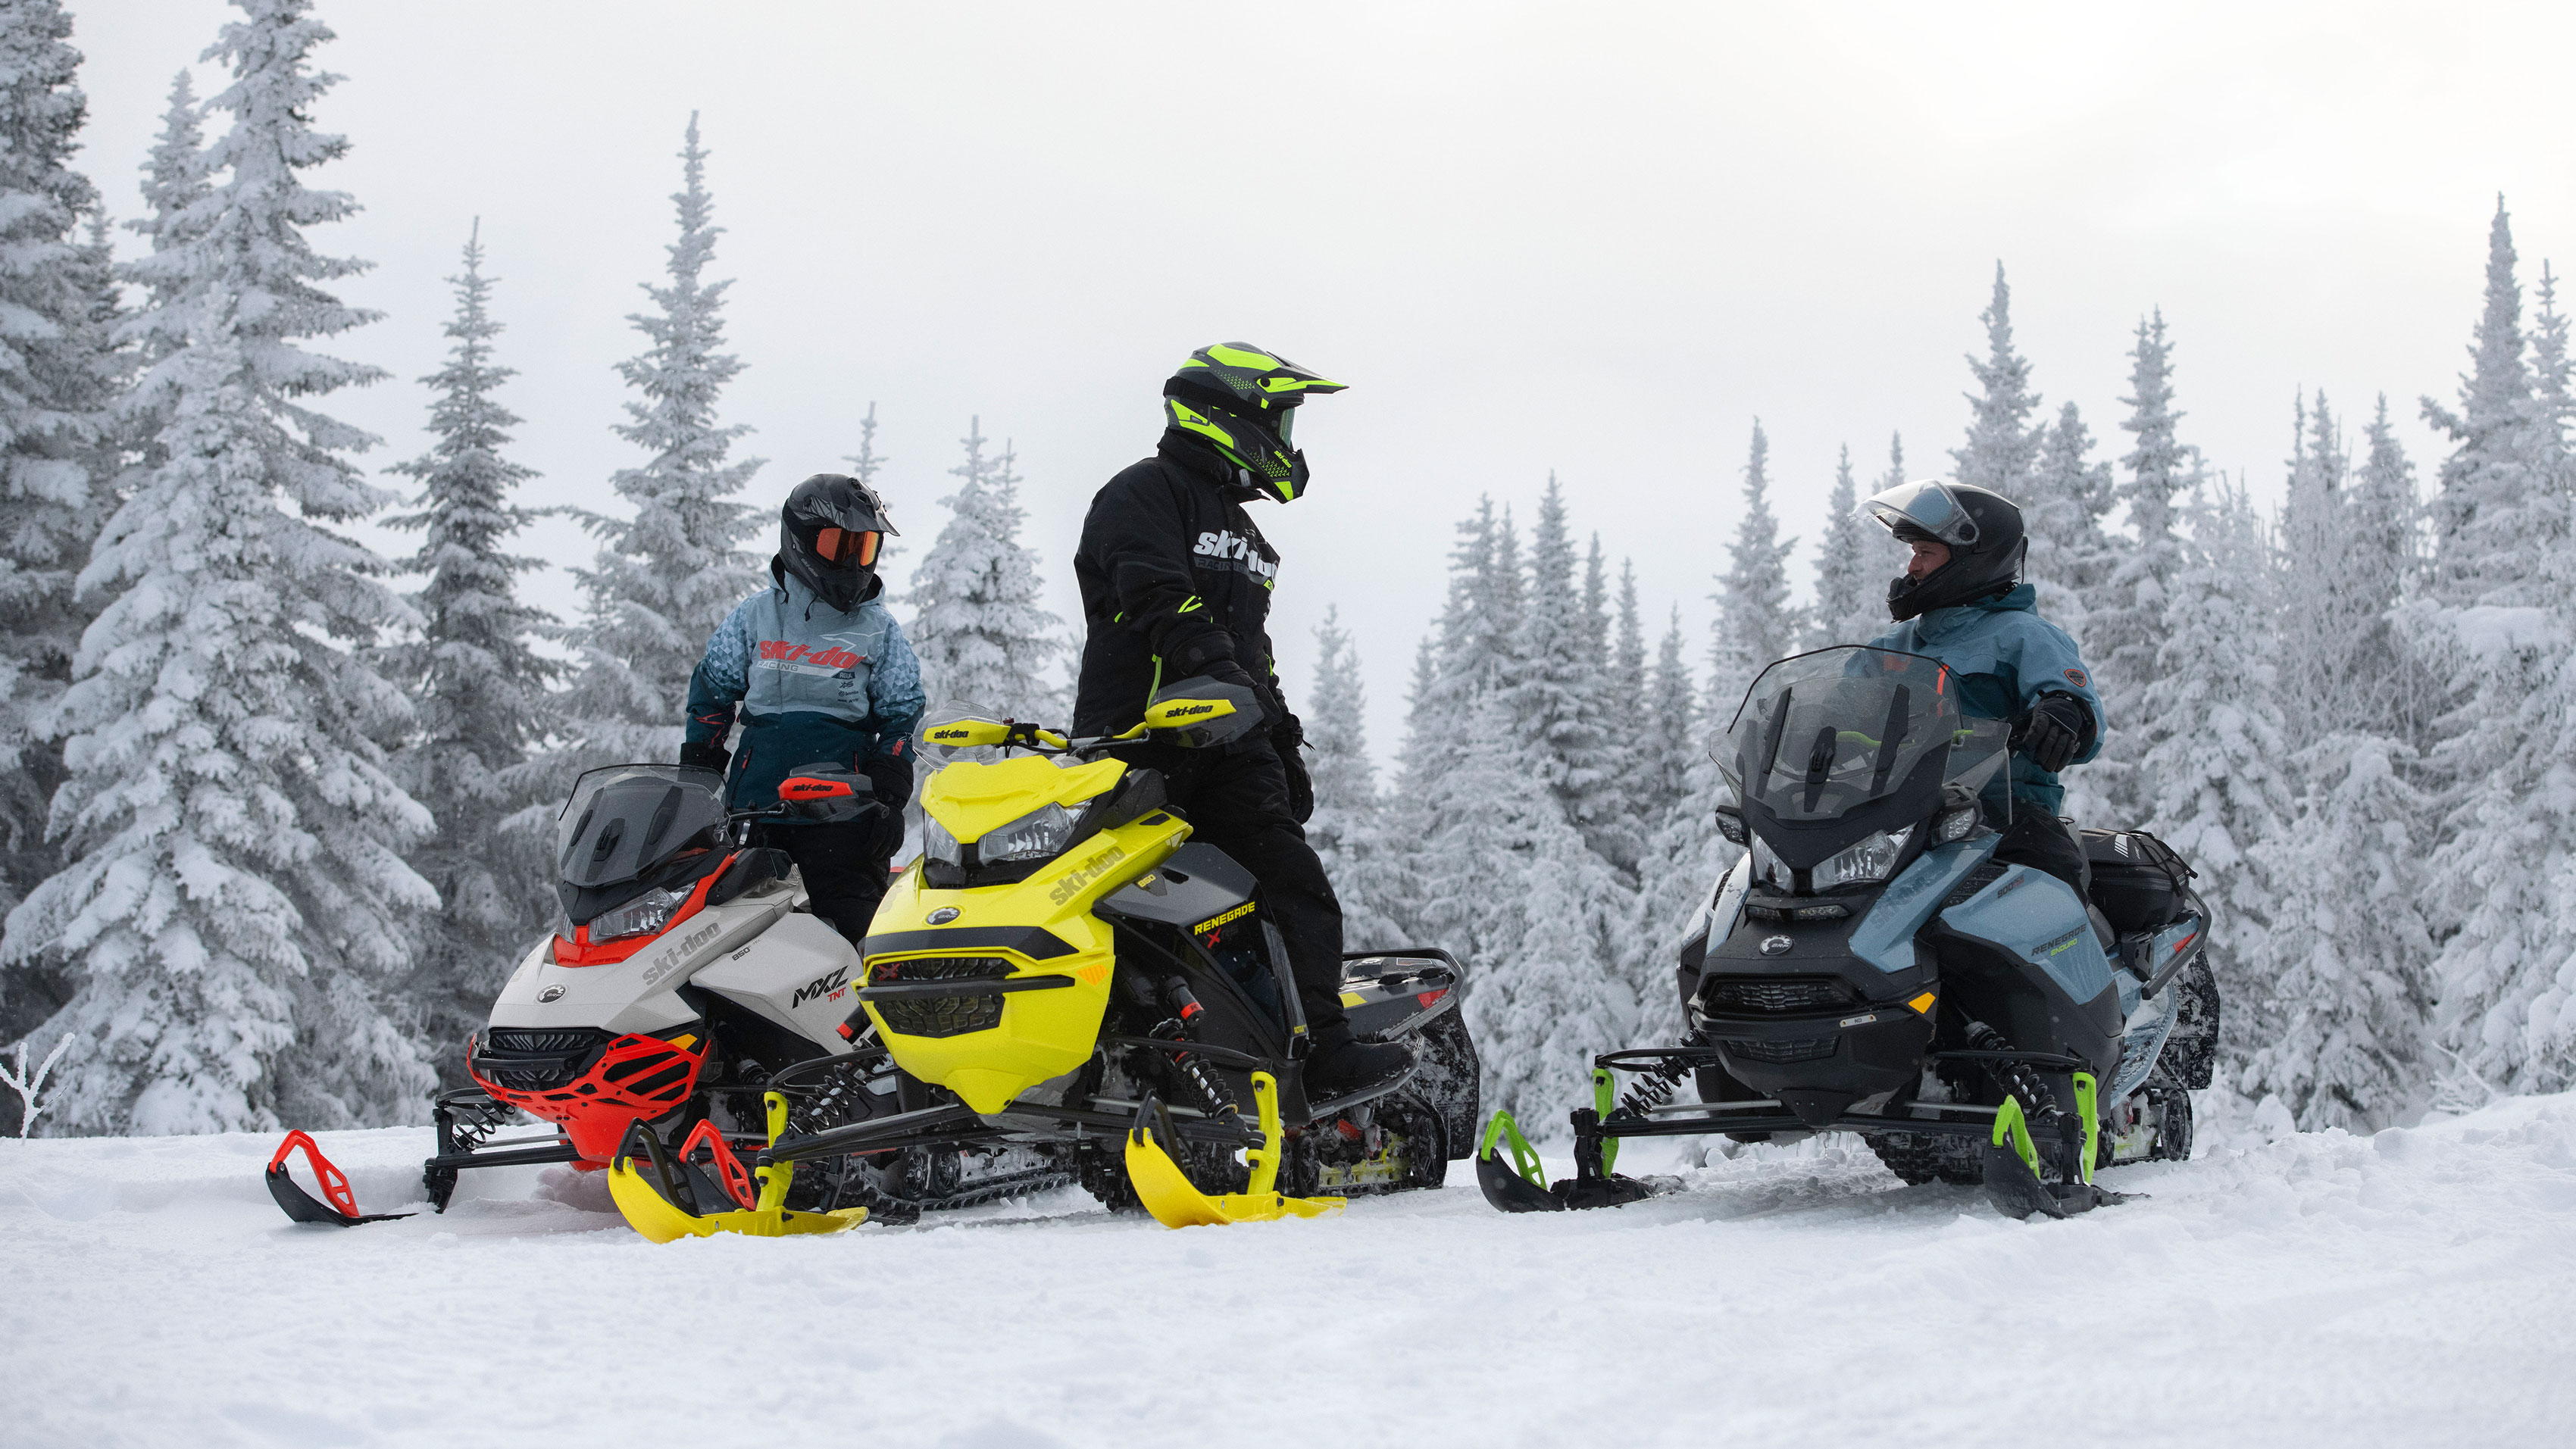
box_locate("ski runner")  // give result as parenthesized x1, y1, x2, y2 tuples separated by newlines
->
(1860, 477, 2104, 895)
(1071, 342, 1413, 1098)
(681, 473, 925, 945)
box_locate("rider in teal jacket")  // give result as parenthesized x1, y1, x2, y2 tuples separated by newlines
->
(1861, 479, 2103, 892)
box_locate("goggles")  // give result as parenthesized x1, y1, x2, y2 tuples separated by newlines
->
(1862, 479, 1981, 548)
(814, 527, 881, 567)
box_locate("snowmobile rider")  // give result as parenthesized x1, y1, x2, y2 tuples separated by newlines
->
(1071, 342, 1412, 1100)
(680, 473, 926, 945)
(1862, 478, 2103, 895)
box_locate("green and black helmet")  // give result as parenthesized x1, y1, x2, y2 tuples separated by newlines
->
(1161, 342, 1346, 502)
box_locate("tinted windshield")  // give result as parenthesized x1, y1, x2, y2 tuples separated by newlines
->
(555, 765, 729, 888)
(1715, 647, 2008, 823)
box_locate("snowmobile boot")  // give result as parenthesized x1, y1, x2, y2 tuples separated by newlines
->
(1304, 1023, 1415, 1101)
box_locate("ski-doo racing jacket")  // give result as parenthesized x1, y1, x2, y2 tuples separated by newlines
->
(1073, 432, 1292, 739)
(1868, 584, 2105, 817)
(684, 563, 927, 822)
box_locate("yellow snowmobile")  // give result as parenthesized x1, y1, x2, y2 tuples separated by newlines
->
(613, 677, 1483, 1234)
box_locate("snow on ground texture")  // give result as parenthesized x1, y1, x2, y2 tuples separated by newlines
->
(6, 1097, 2574, 1449)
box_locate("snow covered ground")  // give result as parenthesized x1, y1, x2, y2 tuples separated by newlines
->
(7, 1096, 2575, 1449)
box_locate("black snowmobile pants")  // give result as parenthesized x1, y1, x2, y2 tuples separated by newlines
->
(755, 820, 893, 947)
(1129, 738, 1350, 1034)
(1993, 810, 2090, 903)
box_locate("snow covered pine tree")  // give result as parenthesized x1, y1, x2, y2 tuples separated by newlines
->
(546, 113, 762, 784)
(2, 0, 435, 1135)
(0, 0, 120, 1036)
(372, 226, 560, 1079)
(903, 417, 1065, 723)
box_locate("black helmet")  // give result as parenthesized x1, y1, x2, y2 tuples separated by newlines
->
(1863, 477, 2027, 621)
(1161, 342, 1346, 503)
(779, 473, 897, 613)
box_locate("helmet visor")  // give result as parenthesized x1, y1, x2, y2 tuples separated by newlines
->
(1862, 480, 1982, 548)
(814, 526, 881, 567)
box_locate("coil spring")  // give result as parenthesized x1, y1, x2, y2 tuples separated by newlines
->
(1613, 1053, 1694, 1120)
(1966, 1020, 2065, 1126)
(1151, 1020, 1243, 1127)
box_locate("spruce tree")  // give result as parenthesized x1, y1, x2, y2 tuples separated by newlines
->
(1808, 444, 1888, 648)
(2, 0, 433, 1134)
(2139, 482, 2293, 1070)
(550, 114, 762, 777)
(902, 417, 1064, 721)
(1631, 607, 1709, 1047)
(2021, 401, 2114, 651)
(373, 226, 559, 1073)
(2422, 198, 2549, 609)
(0, 0, 118, 937)
(2349, 397, 2430, 748)
(2248, 732, 2434, 1130)
(1706, 420, 1799, 716)
(1302, 607, 1400, 950)
(1596, 559, 1651, 876)
(1520, 475, 1614, 847)
(2274, 392, 2350, 751)
(2080, 310, 2194, 826)
(1952, 263, 2044, 495)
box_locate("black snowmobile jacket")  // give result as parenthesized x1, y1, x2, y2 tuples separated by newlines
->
(1073, 432, 1293, 739)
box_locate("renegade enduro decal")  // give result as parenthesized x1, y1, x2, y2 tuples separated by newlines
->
(1192, 901, 1256, 935)
(1049, 845, 1129, 905)
(791, 964, 852, 1009)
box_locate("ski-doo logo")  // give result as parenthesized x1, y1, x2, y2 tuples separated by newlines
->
(792, 965, 852, 1009)
(1192, 530, 1279, 583)
(758, 640, 867, 670)
(1168, 704, 1216, 718)
(930, 726, 973, 742)
(1049, 845, 1129, 905)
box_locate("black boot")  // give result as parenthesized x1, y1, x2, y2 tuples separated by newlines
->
(1305, 1023, 1415, 1099)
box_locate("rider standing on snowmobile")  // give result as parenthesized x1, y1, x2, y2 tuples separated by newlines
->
(1861, 478, 2103, 894)
(1071, 342, 1411, 1099)
(682, 473, 925, 945)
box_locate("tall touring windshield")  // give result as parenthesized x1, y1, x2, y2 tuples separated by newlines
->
(1715, 648, 2009, 823)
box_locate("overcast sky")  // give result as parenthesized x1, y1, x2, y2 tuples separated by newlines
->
(67, 1, 2576, 755)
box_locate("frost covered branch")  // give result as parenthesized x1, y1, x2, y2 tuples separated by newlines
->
(2, 1035, 79, 1138)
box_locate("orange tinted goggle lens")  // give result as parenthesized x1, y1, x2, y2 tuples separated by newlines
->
(815, 528, 880, 567)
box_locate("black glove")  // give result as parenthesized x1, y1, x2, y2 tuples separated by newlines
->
(679, 739, 730, 773)
(2015, 692, 2093, 774)
(1278, 739, 1315, 823)
(860, 751, 914, 858)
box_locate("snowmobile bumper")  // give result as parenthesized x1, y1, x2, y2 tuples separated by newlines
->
(607, 1092, 868, 1242)
(1125, 1071, 1344, 1228)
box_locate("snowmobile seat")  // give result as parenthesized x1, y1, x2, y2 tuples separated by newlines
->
(2087, 903, 2118, 952)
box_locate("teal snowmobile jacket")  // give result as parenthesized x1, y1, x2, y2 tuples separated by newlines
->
(1867, 584, 2105, 817)
(683, 563, 927, 820)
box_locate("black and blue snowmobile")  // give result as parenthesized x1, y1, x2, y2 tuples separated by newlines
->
(1477, 645, 2219, 1220)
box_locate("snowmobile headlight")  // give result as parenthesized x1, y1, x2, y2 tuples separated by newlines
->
(1812, 825, 1913, 891)
(977, 802, 1078, 864)
(1749, 833, 1789, 888)
(589, 883, 689, 942)
(921, 813, 964, 867)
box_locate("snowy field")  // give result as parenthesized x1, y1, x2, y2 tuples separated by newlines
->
(7, 1098, 2575, 1449)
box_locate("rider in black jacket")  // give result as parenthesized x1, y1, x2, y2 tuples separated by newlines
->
(1073, 343, 1411, 1098)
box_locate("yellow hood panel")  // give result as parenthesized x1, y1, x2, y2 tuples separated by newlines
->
(924, 754, 1127, 842)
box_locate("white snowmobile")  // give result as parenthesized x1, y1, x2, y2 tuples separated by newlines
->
(266, 761, 1064, 1238)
